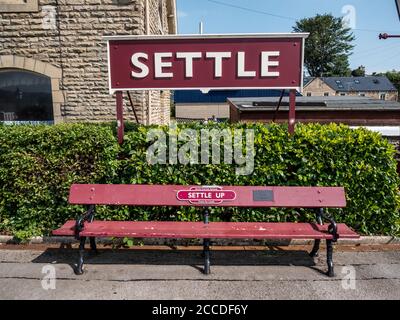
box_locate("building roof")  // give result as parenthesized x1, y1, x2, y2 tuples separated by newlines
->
(174, 89, 296, 104)
(228, 96, 400, 112)
(321, 76, 397, 92)
(303, 76, 315, 87)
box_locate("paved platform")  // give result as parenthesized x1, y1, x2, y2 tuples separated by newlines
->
(0, 244, 399, 300)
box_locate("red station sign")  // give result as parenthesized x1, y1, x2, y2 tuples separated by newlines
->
(105, 34, 308, 92)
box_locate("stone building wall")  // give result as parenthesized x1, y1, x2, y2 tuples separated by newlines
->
(303, 78, 336, 97)
(344, 91, 398, 101)
(144, 0, 171, 125)
(0, 0, 175, 124)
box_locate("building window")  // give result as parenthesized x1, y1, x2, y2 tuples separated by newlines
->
(0, 69, 53, 123)
(306, 92, 312, 97)
(380, 93, 386, 100)
(0, 0, 38, 13)
(324, 92, 329, 97)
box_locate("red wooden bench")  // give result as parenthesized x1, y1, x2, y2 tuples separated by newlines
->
(52, 184, 359, 276)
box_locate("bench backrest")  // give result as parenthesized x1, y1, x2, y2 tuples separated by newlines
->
(69, 184, 346, 208)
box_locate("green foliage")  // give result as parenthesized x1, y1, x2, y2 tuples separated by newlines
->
(0, 122, 399, 240)
(374, 70, 400, 96)
(0, 124, 119, 239)
(293, 13, 355, 77)
(351, 65, 366, 77)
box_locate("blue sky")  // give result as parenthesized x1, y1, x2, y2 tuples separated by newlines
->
(176, 0, 400, 74)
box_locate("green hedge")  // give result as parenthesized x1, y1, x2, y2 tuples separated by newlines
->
(0, 124, 119, 240)
(0, 122, 399, 240)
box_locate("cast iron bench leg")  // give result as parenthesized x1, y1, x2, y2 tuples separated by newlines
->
(203, 238, 211, 275)
(309, 239, 321, 257)
(75, 236, 86, 275)
(310, 208, 323, 258)
(326, 239, 334, 277)
(89, 237, 98, 254)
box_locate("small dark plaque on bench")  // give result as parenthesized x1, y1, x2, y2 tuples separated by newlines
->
(253, 190, 274, 201)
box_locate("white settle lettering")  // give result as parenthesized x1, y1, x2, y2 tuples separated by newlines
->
(237, 52, 256, 77)
(261, 51, 280, 77)
(130, 51, 281, 79)
(188, 192, 213, 199)
(205, 52, 232, 77)
(131, 52, 149, 78)
(176, 52, 202, 78)
(154, 52, 173, 78)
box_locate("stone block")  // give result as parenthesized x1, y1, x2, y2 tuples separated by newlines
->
(51, 77, 60, 91)
(33, 59, 46, 74)
(52, 90, 65, 103)
(13, 55, 25, 69)
(0, 55, 14, 68)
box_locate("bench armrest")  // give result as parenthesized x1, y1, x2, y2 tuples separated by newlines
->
(75, 205, 96, 239)
(317, 208, 338, 242)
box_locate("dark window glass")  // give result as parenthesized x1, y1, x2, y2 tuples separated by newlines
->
(0, 69, 53, 122)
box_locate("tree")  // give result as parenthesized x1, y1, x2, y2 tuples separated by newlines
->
(374, 70, 400, 98)
(351, 65, 366, 77)
(293, 14, 355, 77)
(385, 70, 400, 92)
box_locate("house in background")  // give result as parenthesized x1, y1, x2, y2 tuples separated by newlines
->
(174, 89, 297, 121)
(303, 76, 398, 101)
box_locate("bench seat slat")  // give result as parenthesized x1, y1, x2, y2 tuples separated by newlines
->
(52, 221, 359, 240)
(68, 184, 346, 208)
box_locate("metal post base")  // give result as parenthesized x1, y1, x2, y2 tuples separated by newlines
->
(75, 236, 86, 275)
(326, 239, 334, 277)
(309, 239, 321, 257)
(203, 239, 210, 275)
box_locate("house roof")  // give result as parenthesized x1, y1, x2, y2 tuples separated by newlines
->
(227, 96, 400, 112)
(303, 76, 315, 87)
(321, 76, 397, 92)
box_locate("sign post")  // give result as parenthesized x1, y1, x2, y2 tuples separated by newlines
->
(289, 89, 296, 134)
(116, 91, 124, 145)
(105, 33, 308, 143)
